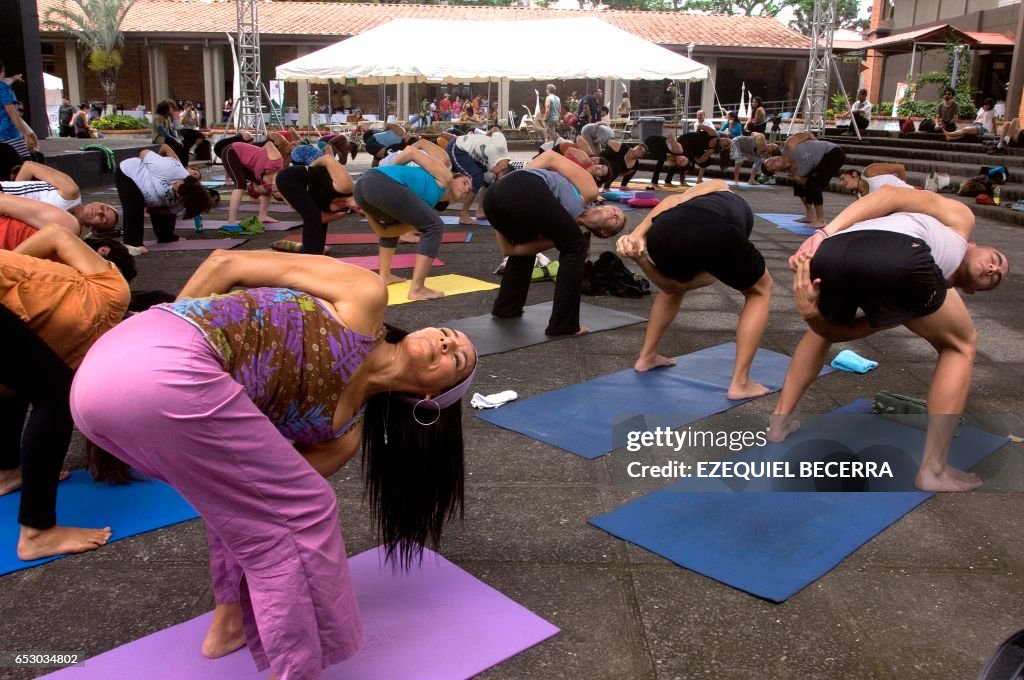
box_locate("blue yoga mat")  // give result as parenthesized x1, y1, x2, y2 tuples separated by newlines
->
(589, 401, 1009, 602)
(0, 469, 198, 574)
(756, 213, 818, 236)
(360, 215, 492, 226)
(478, 343, 834, 459)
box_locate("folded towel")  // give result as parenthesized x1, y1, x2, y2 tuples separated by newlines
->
(471, 391, 518, 409)
(831, 349, 878, 374)
(532, 260, 559, 282)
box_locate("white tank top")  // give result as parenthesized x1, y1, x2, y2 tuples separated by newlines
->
(864, 174, 912, 193)
(841, 212, 967, 279)
(0, 181, 81, 211)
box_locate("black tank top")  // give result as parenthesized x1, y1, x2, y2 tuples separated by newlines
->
(307, 166, 352, 213)
(600, 144, 634, 177)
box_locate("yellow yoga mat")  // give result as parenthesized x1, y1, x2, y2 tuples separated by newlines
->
(387, 274, 498, 306)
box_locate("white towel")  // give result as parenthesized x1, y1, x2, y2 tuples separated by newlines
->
(470, 391, 518, 409)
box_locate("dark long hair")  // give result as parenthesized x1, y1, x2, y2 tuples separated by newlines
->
(360, 325, 465, 569)
(87, 440, 139, 484)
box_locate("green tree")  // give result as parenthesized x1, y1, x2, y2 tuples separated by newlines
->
(676, 0, 786, 16)
(44, 0, 136, 105)
(788, 0, 868, 36)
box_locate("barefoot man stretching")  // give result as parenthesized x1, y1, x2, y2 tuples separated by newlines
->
(616, 179, 774, 399)
(768, 186, 1009, 492)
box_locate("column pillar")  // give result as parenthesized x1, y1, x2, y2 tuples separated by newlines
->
(202, 45, 224, 128)
(499, 79, 510, 126)
(64, 42, 83, 105)
(397, 82, 409, 122)
(700, 56, 717, 115)
(147, 44, 168, 110)
(295, 46, 311, 127)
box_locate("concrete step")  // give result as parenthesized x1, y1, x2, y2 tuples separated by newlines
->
(825, 131, 1024, 156)
(835, 144, 1024, 172)
(842, 153, 1024, 185)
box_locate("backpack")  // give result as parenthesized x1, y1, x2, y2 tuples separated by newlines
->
(981, 166, 1009, 185)
(958, 175, 993, 197)
(899, 119, 916, 134)
(582, 251, 650, 298)
(918, 118, 936, 133)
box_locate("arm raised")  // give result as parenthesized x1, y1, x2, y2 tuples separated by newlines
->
(14, 161, 81, 201)
(13, 224, 110, 276)
(525, 150, 600, 203)
(823, 186, 974, 240)
(176, 250, 387, 335)
(0, 194, 80, 235)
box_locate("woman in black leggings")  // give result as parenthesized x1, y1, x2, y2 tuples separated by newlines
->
(275, 153, 360, 255)
(484, 151, 626, 336)
(599, 140, 648, 191)
(643, 135, 688, 189)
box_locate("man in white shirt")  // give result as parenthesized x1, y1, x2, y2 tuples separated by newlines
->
(769, 187, 1008, 493)
(845, 88, 872, 133)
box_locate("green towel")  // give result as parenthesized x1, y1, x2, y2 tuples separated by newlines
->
(238, 215, 265, 234)
(79, 144, 116, 172)
(531, 260, 559, 282)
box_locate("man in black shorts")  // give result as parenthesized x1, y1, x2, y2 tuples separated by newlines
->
(616, 180, 774, 399)
(769, 186, 1009, 492)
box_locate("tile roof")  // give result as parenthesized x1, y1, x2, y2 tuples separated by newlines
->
(38, 0, 810, 51)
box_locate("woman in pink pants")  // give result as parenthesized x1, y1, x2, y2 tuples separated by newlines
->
(71, 250, 477, 679)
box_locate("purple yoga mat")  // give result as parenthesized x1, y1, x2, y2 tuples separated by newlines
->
(204, 219, 302, 232)
(339, 254, 444, 270)
(46, 547, 558, 679)
(237, 202, 297, 214)
(282, 232, 473, 245)
(143, 238, 246, 251)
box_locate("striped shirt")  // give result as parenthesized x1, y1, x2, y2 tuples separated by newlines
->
(0, 181, 81, 211)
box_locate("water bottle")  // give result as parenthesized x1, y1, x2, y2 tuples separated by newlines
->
(193, 214, 204, 233)
(993, 185, 1000, 206)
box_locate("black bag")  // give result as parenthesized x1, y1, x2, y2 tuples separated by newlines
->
(582, 252, 650, 298)
(917, 118, 936, 133)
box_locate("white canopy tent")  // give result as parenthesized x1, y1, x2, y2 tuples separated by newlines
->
(276, 17, 709, 84)
(276, 17, 708, 121)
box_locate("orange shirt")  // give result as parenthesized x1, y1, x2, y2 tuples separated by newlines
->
(0, 251, 130, 368)
(0, 216, 37, 250)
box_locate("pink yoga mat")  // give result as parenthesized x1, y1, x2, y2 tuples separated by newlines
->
(339, 254, 444, 270)
(143, 238, 246, 251)
(282, 232, 473, 245)
(45, 547, 558, 679)
(203, 219, 302, 232)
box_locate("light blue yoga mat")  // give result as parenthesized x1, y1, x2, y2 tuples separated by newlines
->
(478, 343, 834, 459)
(589, 401, 1009, 602)
(755, 213, 818, 236)
(0, 469, 198, 574)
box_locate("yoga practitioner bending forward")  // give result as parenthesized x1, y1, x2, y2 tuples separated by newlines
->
(354, 146, 472, 299)
(485, 150, 626, 336)
(769, 187, 1009, 492)
(71, 250, 477, 679)
(616, 180, 773, 398)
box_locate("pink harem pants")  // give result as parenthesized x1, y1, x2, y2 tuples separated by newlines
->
(71, 309, 365, 679)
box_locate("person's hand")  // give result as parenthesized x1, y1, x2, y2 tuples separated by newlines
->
(788, 229, 827, 270)
(23, 130, 38, 152)
(616, 232, 645, 260)
(792, 255, 822, 321)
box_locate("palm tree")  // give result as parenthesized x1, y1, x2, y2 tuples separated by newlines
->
(44, 0, 137, 105)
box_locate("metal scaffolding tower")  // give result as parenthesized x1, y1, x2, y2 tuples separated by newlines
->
(235, 0, 265, 137)
(788, 0, 859, 139)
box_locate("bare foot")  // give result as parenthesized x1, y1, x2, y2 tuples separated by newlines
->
(407, 285, 445, 300)
(382, 273, 407, 285)
(458, 216, 478, 225)
(474, 210, 487, 220)
(0, 468, 22, 496)
(203, 602, 246, 659)
(398, 233, 421, 244)
(257, 215, 279, 224)
(17, 524, 112, 561)
(808, 222, 826, 230)
(747, 178, 760, 185)
(794, 216, 813, 223)
(766, 414, 801, 443)
(726, 381, 771, 400)
(915, 466, 982, 492)
(576, 325, 590, 335)
(695, 178, 704, 184)
(635, 354, 676, 372)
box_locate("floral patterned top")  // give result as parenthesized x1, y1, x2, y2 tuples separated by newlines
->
(158, 287, 379, 443)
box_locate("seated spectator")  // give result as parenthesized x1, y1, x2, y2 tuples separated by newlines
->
(842, 89, 872, 133)
(71, 103, 91, 139)
(990, 117, 1022, 154)
(694, 110, 717, 136)
(944, 98, 995, 141)
(719, 111, 744, 138)
(936, 87, 959, 133)
(745, 96, 767, 135)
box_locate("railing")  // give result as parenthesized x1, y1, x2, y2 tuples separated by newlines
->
(629, 98, 801, 129)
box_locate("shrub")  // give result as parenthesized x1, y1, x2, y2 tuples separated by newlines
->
(91, 114, 147, 130)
